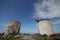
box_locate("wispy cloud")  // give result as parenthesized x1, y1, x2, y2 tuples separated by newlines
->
(0, 23, 7, 33)
(33, 0, 60, 18)
(0, 23, 7, 27)
(52, 20, 60, 24)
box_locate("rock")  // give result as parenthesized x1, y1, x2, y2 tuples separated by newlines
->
(4, 20, 21, 35)
(14, 34, 22, 38)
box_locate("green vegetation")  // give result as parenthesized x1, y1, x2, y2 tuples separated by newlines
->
(0, 37, 24, 40)
(0, 33, 60, 40)
(32, 34, 47, 40)
(32, 33, 60, 40)
(0, 33, 23, 40)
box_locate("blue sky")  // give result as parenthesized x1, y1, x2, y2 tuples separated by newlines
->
(0, 0, 60, 34)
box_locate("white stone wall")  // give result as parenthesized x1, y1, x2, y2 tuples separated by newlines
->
(38, 20, 54, 36)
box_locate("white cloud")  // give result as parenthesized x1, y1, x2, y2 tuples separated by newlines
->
(34, 0, 60, 18)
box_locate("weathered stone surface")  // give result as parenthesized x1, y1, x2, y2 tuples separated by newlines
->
(37, 20, 54, 36)
(4, 21, 21, 35)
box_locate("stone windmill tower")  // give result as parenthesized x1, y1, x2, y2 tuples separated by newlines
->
(36, 19, 54, 36)
(4, 21, 21, 35)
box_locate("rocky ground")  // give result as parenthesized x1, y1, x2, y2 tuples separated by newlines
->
(0, 33, 60, 40)
(21, 35, 35, 40)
